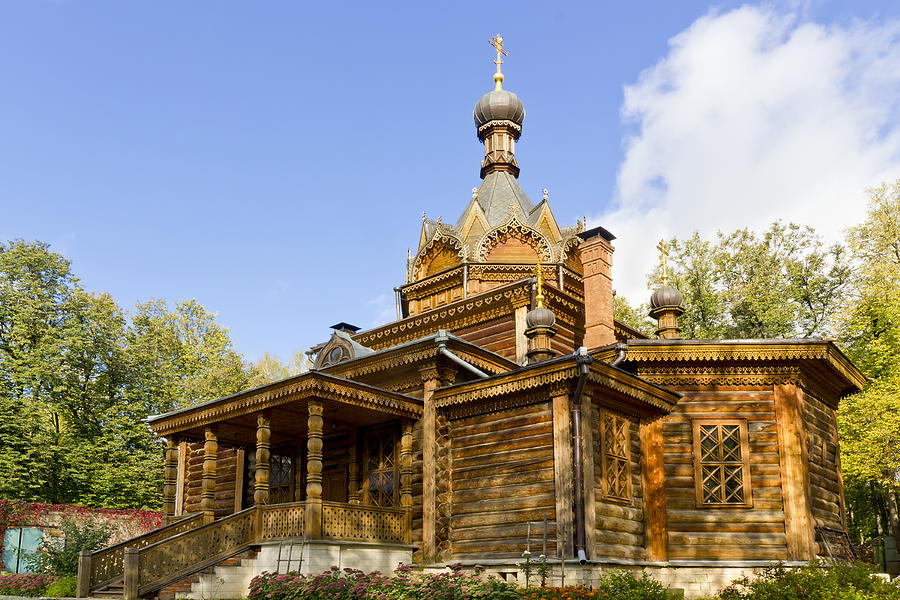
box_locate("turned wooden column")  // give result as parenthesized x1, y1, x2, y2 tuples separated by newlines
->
(348, 426, 360, 504)
(305, 400, 324, 538)
(400, 419, 414, 545)
(163, 437, 179, 522)
(254, 411, 271, 506)
(201, 426, 218, 523)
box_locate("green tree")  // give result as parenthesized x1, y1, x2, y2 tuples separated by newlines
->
(641, 223, 849, 339)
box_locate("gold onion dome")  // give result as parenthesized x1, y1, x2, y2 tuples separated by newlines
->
(650, 285, 684, 309)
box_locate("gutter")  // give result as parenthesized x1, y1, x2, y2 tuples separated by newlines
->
(435, 329, 489, 379)
(572, 347, 592, 564)
(610, 342, 628, 367)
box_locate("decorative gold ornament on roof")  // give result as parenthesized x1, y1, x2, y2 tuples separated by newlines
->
(472, 187, 479, 201)
(542, 188, 549, 202)
(534, 263, 545, 308)
(657, 238, 669, 286)
(489, 34, 508, 91)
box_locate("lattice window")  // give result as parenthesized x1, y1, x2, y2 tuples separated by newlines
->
(600, 411, 631, 501)
(692, 420, 752, 507)
(270, 452, 295, 504)
(363, 430, 397, 507)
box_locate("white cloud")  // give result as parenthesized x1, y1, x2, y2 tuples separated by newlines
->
(366, 293, 398, 328)
(598, 5, 900, 304)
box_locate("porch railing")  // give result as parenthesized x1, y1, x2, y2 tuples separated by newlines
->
(78, 502, 410, 600)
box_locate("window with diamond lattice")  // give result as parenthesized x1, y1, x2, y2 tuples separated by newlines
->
(270, 452, 295, 504)
(692, 420, 752, 507)
(363, 431, 397, 507)
(600, 411, 631, 501)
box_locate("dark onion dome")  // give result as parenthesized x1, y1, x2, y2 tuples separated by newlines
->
(525, 305, 556, 329)
(650, 285, 684, 309)
(473, 89, 525, 128)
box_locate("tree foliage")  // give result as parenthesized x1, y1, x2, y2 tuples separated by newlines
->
(0, 240, 255, 508)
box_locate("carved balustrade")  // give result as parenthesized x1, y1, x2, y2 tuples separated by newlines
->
(259, 502, 305, 541)
(86, 513, 203, 591)
(136, 507, 256, 596)
(322, 501, 410, 545)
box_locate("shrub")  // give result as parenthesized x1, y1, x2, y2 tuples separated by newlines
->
(521, 570, 672, 600)
(0, 573, 57, 597)
(44, 574, 78, 598)
(248, 564, 520, 600)
(28, 516, 113, 575)
(713, 562, 900, 600)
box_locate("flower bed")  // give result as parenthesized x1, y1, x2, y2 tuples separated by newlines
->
(0, 573, 57, 597)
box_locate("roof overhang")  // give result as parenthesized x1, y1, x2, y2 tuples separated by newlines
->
(146, 371, 423, 443)
(433, 353, 679, 420)
(610, 338, 867, 404)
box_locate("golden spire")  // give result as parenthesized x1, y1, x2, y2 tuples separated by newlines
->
(656, 238, 669, 286)
(489, 34, 508, 91)
(534, 263, 545, 308)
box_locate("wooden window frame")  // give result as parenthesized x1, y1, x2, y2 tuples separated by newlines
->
(361, 427, 399, 508)
(692, 419, 753, 508)
(599, 409, 633, 503)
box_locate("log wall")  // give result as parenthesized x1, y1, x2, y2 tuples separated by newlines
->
(662, 390, 788, 561)
(182, 442, 238, 518)
(590, 404, 646, 560)
(449, 402, 557, 559)
(453, 315, 517, 360)
(802, 391, 846, 537)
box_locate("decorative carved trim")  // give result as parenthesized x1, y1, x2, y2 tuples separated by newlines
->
(147, 373, 423, 436)
(477, 120, 522, 135)
(636, 365, 803, 388)
(412, 230, 466, 281)
(475, 215, 554, 263)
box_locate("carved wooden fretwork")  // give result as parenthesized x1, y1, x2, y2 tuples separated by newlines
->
(148, 372, 422, 437)
(475, 216, 553, 263)
(636, 365, 802, 389)
(321, 501, 409, 544)
(88, 514, 204, 592)
(412, 230, 466, 281)
(258, 502, 305, 541)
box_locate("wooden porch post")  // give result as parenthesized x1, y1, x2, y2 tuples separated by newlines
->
(163, 437, 179, 523)
(400, 419, 414, 545)
(201, 426, 218, 523)
(76, 550, 91, 598)
(254, 411, 271, 506)
(123, 547, 138, 600)
(348, 426, 360, 504)
(305, 400, 324, 539)
(421, 366, 455, 562)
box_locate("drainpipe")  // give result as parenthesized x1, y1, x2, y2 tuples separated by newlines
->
(435, 329, 488, 379)
(610, 342, 628, 367)
(572, 347, 593, 564)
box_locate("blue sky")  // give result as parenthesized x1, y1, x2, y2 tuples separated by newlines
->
(3, 1, 900, 362)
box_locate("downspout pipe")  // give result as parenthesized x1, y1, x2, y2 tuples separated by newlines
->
(610, 342, 628, 367)
(572, 347, 592, 564)
(435, 329, 489, 379)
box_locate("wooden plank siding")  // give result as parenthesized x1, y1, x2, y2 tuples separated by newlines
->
(590, 403, 646, 560)
(662, 390, 789, 561)
(450, 402, 557, 559)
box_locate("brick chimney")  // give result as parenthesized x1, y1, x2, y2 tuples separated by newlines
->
(578, 229, 616, 349)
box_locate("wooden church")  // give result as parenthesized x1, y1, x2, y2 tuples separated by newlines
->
(76, 36, 866, 600)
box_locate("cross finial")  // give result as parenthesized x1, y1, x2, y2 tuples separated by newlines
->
(656, 238, 669, 286)
(534, 263, 545, 308)
(542, 188, 549, 202)
(489, 34, 508, 91)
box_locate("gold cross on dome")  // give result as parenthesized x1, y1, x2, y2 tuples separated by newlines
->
(656, 239, 669, 286)
(489, 34, 508, 90)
